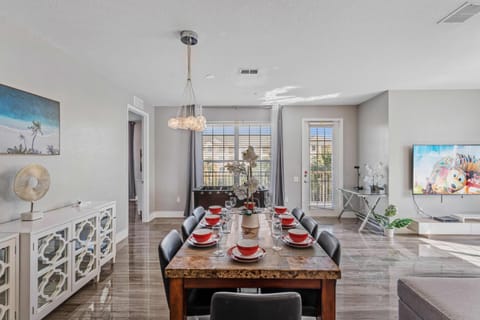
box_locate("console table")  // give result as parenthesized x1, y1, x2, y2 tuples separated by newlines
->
(0, 233, 18, 320)
(337, 187, 387, 232)
(0, 201, 116, 320)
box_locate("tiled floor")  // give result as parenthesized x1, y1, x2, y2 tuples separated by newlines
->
(46, 208, 480, 319)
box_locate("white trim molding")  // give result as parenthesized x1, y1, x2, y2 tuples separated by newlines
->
(116, 228, 129, 243)
(127, 104, 150, 223)
(149, 211, 184, 220)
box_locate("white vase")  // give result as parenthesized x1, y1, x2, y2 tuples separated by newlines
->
(384, 228, 395, 238)
(241, 214, 259, 228)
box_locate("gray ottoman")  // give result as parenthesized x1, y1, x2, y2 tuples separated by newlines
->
(398, 277, 480, 320)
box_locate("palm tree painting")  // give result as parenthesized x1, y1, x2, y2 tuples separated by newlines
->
(0, 84, 60, 155)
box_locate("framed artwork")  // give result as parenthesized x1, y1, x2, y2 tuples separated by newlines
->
(0, 84, 60, 155)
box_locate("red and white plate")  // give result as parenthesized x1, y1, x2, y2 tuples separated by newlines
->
(281, 234, 315, 248)
(281, 221, 299, 229)
(227, 246, 266, 263)
(199, 220, 222, 228)
(187, 235, 219, 247)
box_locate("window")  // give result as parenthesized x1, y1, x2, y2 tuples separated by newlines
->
(202, 122, 271, 187)
(309, 123, 333, 209)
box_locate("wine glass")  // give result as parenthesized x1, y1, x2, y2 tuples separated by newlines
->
(230, 196, 237, 208)
(212, 225, 224, 257)
(271, 217, 283, 251)
(225, 200, 233, 215)
(264, 193, 272, 212)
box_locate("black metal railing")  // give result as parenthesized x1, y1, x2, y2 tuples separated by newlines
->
(310, 170, 333, 208)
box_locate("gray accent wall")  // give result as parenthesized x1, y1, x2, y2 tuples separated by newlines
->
(0, 19, 155, 235)
(388, 90, 480, 218)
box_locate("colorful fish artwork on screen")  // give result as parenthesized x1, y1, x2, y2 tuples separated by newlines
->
(413, 145, 480, 195)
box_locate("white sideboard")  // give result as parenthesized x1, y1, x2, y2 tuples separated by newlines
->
(0, 201, 116, 320)
(0, 233, 18, 320)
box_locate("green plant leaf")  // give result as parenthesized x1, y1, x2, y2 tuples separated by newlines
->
(388, 218, 413, 229)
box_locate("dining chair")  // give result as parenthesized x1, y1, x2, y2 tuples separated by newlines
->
(192, 206, 206, 221)
(158, 229, 214, 316)
(181, 215, 199, 241)
(210, 292, 302, 320)
(300, 216, 318, 236)
(291, 207, 304, 221)
(263, 231, 341, 318)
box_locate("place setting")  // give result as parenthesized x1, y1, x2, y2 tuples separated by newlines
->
(281, 229, 316, 248)
(278, 213, 299, 229)
(199, 213, 222, 228)
(227, 239, 266, 263)
(186, 229, 219, 248)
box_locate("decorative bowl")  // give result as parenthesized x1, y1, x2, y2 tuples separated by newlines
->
(192, 229, 212, 242)
(288, 229, 309, 243)
(274, 206, 287, 214)
(279, 214, 295, 226)
(205, 214, 221, 225)
(236, 239, 259, 256)
(209, 205, 222, 214)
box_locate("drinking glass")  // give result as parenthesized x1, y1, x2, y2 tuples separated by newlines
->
(271, 217, 283, 251)
(264, 194, 272, 211)
(225, 200, 233, 216)
(212, 225, 224, 257)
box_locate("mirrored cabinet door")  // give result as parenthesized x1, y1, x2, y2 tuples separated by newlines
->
(0, 238, 16, 320)
(99, 207, 115, 265)
(72, 215, 98, 291)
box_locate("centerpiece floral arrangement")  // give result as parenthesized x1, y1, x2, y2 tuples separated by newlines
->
(225, 145, 259, 216)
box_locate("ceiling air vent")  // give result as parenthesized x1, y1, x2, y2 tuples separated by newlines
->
(239, 68, 259, 75)
(438, 2, 480, 23)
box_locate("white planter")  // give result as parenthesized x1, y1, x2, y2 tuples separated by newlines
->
(384, 228, 395, 238)
(241, 214, 259, 228)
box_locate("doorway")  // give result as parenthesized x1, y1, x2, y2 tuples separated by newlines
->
(127, 105, 150, 223)
(301, 119, 343, 216)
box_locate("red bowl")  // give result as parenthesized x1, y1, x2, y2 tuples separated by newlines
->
(274, 206, 287, 214)
(205, 214, 220, 225)
(209, 205, 223, 214)
(236, 239, 259, 256)
(192, 229, 212, 242)
(288, 229, 309, 243)
(279, 214, 295, 226)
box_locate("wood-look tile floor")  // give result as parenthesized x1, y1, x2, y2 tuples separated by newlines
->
(46, 208, 480, 320)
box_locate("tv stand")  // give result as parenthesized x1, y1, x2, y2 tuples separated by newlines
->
(451, 213, 480, 223)
(409, 217, 480, 236)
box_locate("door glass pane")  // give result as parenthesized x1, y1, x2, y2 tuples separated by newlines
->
(309, 124, 333, 209)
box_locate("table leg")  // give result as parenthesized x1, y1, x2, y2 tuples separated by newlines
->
(358, 196, 381, 232)
(321, 279, 336, 320)
(338, 193, 355, 219)
(169, 278, 185, 320)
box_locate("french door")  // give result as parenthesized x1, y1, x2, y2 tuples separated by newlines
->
(302, 119, 343, 214)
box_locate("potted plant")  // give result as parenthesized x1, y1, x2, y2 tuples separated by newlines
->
(376, 205, 413, 238)
(225, 146, 260, 232)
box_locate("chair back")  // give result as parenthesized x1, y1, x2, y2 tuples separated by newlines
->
(181, 215, 198, 241)
(291, 208, 305, 221)
(318, 231, 341, 265)
(158, 229, 183, 307)
(300, 216, 318, 236)
(210, 292, 302, 320)
(192, 206, 206, 221)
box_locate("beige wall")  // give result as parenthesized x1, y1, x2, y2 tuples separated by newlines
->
(0, 19, 154, 235)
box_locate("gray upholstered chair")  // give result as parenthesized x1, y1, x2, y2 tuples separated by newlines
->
(210, 292, 302, 320)
(300, 216, 318, 236)
(318, 231, 341, 265)
(291, 207, 305, 221)
(192, 206, 206, 221)
(181, 215, 198, 241)
(158, 229, 214, 316)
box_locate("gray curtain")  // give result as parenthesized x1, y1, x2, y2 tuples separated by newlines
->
(128, 121, 136, 200)
(184, 106, 198, 217)
(271, 106, 285, 205)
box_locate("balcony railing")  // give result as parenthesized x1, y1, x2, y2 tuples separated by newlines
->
(310, 170, 333, 208)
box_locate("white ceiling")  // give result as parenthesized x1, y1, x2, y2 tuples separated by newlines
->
(2, 0, 480, 106)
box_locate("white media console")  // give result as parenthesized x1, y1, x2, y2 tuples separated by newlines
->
(409, 215, 480, 236)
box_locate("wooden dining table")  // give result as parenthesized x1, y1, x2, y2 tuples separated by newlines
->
(165, 210, 341, 320)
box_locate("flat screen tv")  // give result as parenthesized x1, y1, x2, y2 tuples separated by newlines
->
(413, 144, 480, 195)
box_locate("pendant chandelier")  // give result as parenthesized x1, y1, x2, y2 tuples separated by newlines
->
(168, 30, 206, 132)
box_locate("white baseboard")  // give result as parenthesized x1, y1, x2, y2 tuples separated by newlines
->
(308, 210, 356, 218)
(148, 210, 184, 220)
(116, 228, 128, 243)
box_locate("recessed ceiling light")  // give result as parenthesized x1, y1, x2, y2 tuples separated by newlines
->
(205, 74, 215, 80)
